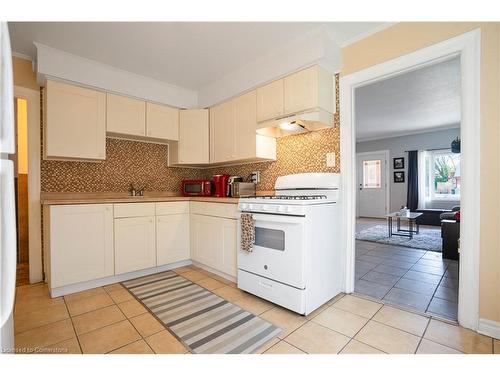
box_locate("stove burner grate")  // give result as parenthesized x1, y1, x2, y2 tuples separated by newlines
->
(248, 195, 327, 200)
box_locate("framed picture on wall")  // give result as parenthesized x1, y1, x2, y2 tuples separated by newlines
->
(393, 157, 405, 169)
(394, 171, 405, 183)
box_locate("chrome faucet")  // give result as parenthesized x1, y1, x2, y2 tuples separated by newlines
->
(128, 183, 145, 197)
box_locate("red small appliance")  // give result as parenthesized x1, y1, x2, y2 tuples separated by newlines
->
(213, 174, 230, 197)
(181, 180, 213, 196)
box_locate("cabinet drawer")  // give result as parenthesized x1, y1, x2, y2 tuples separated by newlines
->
(190, 202, 238, 218)
(113, 203, 155, 218)
(155, 201, 189, 215)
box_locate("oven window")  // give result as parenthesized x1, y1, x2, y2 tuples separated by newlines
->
(255, 227, 285, 251)
(185, 184, 202, 193)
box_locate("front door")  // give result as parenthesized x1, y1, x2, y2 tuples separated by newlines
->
(357, 151, 388, 218)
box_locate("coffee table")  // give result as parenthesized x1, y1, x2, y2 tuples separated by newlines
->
(385, 212, 423, 239)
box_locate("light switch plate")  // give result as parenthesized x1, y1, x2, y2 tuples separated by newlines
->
(326, 152, 336, 168)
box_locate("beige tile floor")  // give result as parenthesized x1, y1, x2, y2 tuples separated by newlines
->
(12, 265, 499, 354)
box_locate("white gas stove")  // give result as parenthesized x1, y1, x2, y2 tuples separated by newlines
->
(237, 173, 342, 315)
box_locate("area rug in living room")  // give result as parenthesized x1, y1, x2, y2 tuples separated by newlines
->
(121, 271, 281, 354)
(356, 225, 442, 252)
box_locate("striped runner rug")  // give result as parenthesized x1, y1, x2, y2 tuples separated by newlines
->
(121, 271, 281, 354)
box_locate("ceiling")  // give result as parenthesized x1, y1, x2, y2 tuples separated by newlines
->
(9, 22, 386, 91)
(355, 56, 461, 141)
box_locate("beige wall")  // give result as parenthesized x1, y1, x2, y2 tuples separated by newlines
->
(12, 56, 38, 90)
(342, 22, 500, 323)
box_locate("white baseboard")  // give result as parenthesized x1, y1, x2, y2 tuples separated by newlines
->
(478, 318, 500, 340)
(50, 259, 192, 297)
(191, 261, 236, 283)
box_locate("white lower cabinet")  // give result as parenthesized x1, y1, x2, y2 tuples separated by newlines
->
(157, 214, 190, 265)
(191, 214, 237, 277)
(47, 201, 237, 292)
(219, 218, 237, 277)
(114, 216, 156, 274)
(49, 204, 114, 288)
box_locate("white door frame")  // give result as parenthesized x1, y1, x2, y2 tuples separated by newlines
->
(356, 150, 390, 218)
(14, 86, 42, 283)
(340, 29, 481, 330)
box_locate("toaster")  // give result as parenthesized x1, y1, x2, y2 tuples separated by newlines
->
(232, 182, 256, 198)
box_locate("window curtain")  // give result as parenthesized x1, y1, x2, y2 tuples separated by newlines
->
(417, 150, 429, 209)
(406, 150, 419, 211)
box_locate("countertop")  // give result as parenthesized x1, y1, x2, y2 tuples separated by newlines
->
(41, 192, 242, 205)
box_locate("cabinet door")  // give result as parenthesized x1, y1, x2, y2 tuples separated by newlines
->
(45, 80, 106, 160)
(284, 66, 318, 114)
(114, 216, 156, 274)
(146, 102, 179, 141)
(233, 91, 257, 160)
(50, 204, 113, 288)
(210, 100, 234, 163)
(256, 79, 284, 122)
(219, 218, 237, 277)
(178, 109, 209, 164)
(156, 214, 190, 265)
(107, 93, 146, 136)
(190, 214, 218, 269)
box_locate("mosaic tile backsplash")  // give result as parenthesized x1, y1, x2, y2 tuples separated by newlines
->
(41, 75, 340, 193)
(203, 126, 340, 191)
(41, 139, 206, 192)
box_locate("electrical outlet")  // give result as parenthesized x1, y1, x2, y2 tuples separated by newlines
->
(326, 152, 336, 168)
(250, 171, 261, 184)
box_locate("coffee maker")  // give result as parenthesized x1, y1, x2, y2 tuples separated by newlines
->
(213, 174, 230, 197)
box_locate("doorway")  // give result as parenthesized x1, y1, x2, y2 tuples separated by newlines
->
(11, 98, 30, 286)
(340, 29, 480, 330)
(13, 86, 42, 285)
(356, 151, 389, 218)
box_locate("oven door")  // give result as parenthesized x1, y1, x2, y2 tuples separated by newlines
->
(237, 212, 306, 289)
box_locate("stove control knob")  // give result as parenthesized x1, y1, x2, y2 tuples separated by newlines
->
(277, 205, 285, 213)
(241, 203, 248, 210)
(248, 204, 254, 210)
(285, 206, 292, 213)
(261, 204, 269, 211)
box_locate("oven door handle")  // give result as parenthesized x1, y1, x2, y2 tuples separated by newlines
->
(241, 212, 305, 224)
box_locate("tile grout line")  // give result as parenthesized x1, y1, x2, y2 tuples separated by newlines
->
(358, 243, 457, 320)
(63, 295, 84, 354)
(419, 318, 467, 354)
(414, 317, 432, 353)
(336, 302, 385, 354)
(103, 286, 156, 354)
(423, 261, 452, 317)
(279, 339, 309, 354)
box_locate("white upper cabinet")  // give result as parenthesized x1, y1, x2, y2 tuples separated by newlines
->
(210, 100, 234, 163)
(45, 80, 106, 160)
(233, 91, 258, 160)
(146, 102, 179, 141)
(284, 65, 334, 115)
(107, 93, 146, 137)
(256, 79, 284, 122)
(178, 109, 210, 165)
(209, 90, 276, 164)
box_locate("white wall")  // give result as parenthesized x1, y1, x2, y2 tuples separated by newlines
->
(356, 127, 461, 211)
(35, 43, 199, 108)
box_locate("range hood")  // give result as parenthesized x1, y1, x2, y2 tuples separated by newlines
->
(256, 108, 334, 138)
